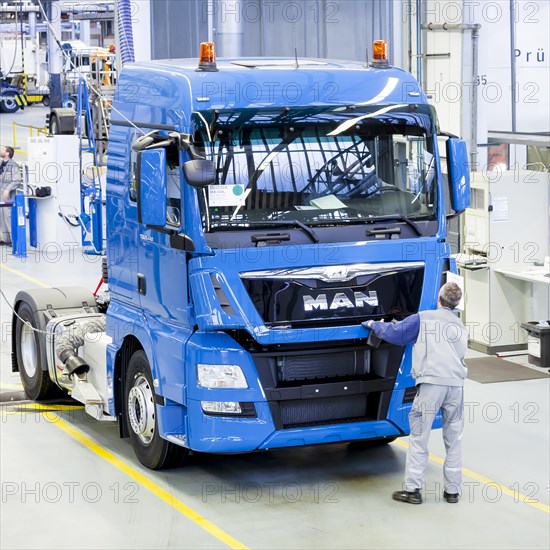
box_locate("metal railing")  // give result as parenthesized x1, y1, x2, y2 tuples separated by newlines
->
(12, 122, 49, 151)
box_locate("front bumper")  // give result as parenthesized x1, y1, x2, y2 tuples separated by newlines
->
(178, 330, 417, 452)
(186, 398, 402, 452)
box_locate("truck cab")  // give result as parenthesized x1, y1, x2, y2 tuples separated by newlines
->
(13, 44, 470, 469)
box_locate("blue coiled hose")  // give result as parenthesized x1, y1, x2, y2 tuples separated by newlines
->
(117, 0, 135, 64)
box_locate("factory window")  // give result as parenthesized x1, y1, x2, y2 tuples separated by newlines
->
(470, 188, 485, 210)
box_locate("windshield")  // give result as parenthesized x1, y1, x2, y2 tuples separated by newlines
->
(192, 104, 438, 231)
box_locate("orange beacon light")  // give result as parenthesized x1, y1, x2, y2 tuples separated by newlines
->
(371, 40, 389, 68)
(197, 42, 218, 72)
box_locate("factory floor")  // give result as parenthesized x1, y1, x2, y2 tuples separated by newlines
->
(1, 107, 549, 549)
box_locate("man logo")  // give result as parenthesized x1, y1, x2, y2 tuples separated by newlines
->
(323, 266, 349, 281)
(303, 291, 379, 311)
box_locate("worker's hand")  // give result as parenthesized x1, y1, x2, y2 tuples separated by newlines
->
(1, 192, 9, 202)
(362, 320, 375, 329)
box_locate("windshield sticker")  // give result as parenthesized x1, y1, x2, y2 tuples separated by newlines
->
(208, 185, 247, 207)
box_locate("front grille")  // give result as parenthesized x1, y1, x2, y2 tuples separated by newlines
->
(278, 350, 368, 382)
(241, 266, 424, 328)
(280, 395, 368, 428)
(252, 340, 405, 430)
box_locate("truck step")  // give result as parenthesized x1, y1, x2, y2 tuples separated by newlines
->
(70, 378, 115, 422)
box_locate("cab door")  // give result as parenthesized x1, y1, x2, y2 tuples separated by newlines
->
(136, 143, 191, 325)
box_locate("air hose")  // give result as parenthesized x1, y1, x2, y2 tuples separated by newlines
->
(56, 317, 106, 376)
(116, 0, 136, 64)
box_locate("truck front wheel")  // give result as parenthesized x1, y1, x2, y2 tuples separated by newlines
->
(125, 351, 188, 470)
(15, 302, 60, 400)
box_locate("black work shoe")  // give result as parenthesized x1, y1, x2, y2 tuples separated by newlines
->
(392, 489, 422, 504)
(443, 491, 459, 503)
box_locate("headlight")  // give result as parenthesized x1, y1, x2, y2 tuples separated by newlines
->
(197, 364, 248, 389)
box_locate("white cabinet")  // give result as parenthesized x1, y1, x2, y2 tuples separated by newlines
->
(459, 171, 549, 354)
(27, 135, 82, 250)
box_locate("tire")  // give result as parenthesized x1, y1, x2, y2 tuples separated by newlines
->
(15, 302, 61, 400)
(42, 96, 50, 107)
(0, 94, 20, 114)
(49, 113, 60, 134)
(125, 351, 188, 470)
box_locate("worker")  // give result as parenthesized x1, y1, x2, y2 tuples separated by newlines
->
(363, 282, 468, 505)
(0, 146, 22, 246)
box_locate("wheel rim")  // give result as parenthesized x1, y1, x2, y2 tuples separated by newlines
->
(20, 323, 37, 378)
(128, 374, 155, 445)
(3, 97, 16, 110)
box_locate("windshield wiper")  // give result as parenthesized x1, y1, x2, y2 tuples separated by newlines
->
(365, 215, 422, 236)
(220, 220, 320, 243)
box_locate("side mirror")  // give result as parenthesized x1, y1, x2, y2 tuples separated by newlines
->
(446, 138, 471, 214)
(137, 149, 167, 226)
(183, 159, 215, 188)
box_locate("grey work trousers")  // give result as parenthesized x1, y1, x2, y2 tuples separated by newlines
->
(404, 383, 464, 494)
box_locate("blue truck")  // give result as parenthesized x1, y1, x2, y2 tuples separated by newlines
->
(12, 42, 470, 469)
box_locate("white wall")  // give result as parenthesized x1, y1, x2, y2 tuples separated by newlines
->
(483, 0, 549, 132)
(412, 0, 549, 172)
(131, 0, 152, 62)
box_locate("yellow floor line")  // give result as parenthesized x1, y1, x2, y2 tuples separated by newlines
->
(0, 403, 83, 414)
(393, 439, 550, 514)
(42, 412, 249, 550)
(3, 260, 243, 548)
(0, 263, 50, 288)
(2, 254, 547, 520)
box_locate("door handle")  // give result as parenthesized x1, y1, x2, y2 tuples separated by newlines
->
(137, 273, 146, 295)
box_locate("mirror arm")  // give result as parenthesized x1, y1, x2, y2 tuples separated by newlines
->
(132, 131, 156, 152)
(132, 131, 178, 152)
(169, 132, 206, 160)
(170, 233, 196, 252)
(187, 144, 206, 160)
(145, 225, 196, 252)
(145, 225, 176, 235)
(145, 138, 174, 150)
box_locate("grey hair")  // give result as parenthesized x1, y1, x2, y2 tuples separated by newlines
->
(439, 282, 462, 309)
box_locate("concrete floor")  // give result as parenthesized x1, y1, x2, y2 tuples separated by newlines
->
(1, 106, 549, 549)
